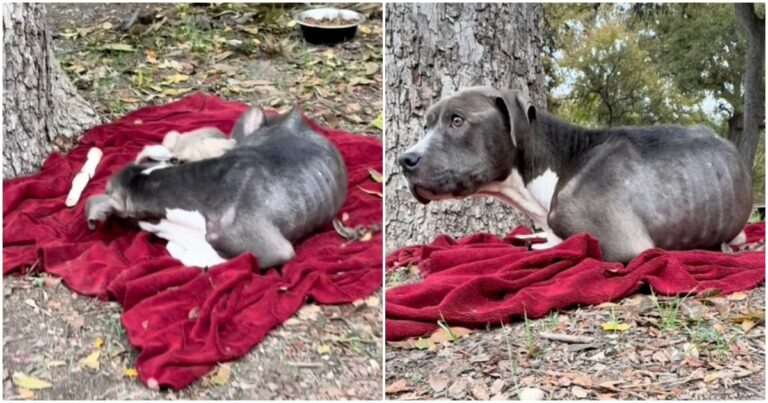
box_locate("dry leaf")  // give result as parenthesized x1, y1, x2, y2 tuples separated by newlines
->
(571, 385, 589, 398)
(429, 374, 449, 393)
(12, 373, 53, 390)
(93, 337, 104, 349)
(317, 344, 331, 354)
(368, 168, 383, 183)
(703, 372, 719, 383)
(210, 364, 231, 385)
(385, 379, 410, 394)
(602, 322, 630, 332)
(430, 327, 472, 344)
(82, 350, 101, 370)
(17, 387, 34, 399)
(741, 319, 757, 332)
(358, 186, 383, 198)
(726, 291, 748, 301)
(124, 368, 138, 378)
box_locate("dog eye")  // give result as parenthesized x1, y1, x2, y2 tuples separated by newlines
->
(451, 115, 464, 128)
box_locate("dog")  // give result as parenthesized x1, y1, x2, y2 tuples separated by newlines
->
(86, 105, 348, 269)
(398, 86, 753, 262)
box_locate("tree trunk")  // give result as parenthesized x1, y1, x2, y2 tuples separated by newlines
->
(384, 3, 546, 252)
(734, 3, 765, 170)
(2, 3, 101, 179)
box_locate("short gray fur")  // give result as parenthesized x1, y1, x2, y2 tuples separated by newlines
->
(85, 106, 348, 268)
(398, 86, 752, 262)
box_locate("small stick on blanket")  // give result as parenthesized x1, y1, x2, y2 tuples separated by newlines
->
(65, 147, 102, 207)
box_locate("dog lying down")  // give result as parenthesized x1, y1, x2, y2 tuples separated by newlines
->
(85, 105, 348, 269)
(398, 86, 753, 262)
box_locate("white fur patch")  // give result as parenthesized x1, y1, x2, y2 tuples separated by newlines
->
(477, 168, 549, 227)
(526, 169, 559, 211)
(136, 145, 174, 163)
(139, 208, 226, 268)
(405, 128, 435, 155)
(141, 161, 171, 175)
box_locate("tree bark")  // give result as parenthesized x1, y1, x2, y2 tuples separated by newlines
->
(384, 3, 546, 252)
(3, 3, 101, 179)
(734, 3, 765, 170)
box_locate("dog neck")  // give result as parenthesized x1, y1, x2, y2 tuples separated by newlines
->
(518, 111, 612, 183)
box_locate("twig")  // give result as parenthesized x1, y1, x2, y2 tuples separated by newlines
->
(286, 361, 324, 368)
(539, 332, 595, 344)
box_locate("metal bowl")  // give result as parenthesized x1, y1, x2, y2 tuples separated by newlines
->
(294, 8, 365, 45)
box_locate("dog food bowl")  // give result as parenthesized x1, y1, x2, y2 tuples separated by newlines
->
(294, 8, 365, 45)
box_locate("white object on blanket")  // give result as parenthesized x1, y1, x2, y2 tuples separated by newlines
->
(135, 144, 174, 163)
(66, 147, 103, 207)
(134, 128, 235, 164)
(162, 128, 235, 161)
(138, 208, 226, 268)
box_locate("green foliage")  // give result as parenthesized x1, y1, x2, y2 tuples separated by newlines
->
(544, 4, 763, 201)
(546, 5, 712, 128)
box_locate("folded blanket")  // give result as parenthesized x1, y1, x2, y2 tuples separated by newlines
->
(386, 224, 764, 341)
(3, 93, 383, 389)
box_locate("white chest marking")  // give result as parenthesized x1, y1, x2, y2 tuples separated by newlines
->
(476, 168, 550, 228)
(141, 161, 171, 175)
(525, 169, 559, 212)
(139, 208, 226, 268)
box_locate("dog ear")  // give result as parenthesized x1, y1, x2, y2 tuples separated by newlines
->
(494, 90, 536, 148)
(231, 106, 266, 142)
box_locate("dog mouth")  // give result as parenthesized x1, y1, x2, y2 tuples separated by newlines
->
(408, 182, 475, 205)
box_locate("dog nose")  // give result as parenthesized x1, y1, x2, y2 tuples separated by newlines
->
(398, 152, 421, 172)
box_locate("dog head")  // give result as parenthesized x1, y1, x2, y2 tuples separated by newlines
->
(398, 87, 536, 204)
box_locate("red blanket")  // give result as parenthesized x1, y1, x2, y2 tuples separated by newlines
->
(386, 224, 765, 341)
(3, 93, 382, 389)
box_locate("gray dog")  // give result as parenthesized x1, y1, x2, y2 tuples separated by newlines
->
(398, 86, 752, 262)
(86, 106, 348, 269)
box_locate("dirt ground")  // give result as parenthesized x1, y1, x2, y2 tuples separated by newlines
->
(385, 252, 766, 400)
(3, 3, 383, 400)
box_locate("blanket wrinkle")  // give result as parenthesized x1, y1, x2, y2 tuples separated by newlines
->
(385, 223, 764, 341)
(3, 92, 382, 390)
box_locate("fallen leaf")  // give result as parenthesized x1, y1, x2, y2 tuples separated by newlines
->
(100, 43, 135, 52)
(162, 73, 189, 85)
(703, 372, 719, 383)
(385, 379, 410, 394)
(726, 291, 748, 301)
(12, 373, 52, 390)
(238, 25, 259, 35)
(371, 112, 383, 130)
(368, 168, 383, 183)
(602, 322, 630, 332)
(429, 374, 449, 392)
(680, 299, 706, 320)
(46, 360, 66, 368)
(93, 337, 104, 349)
(363, 62, 379, 76)
(471, 381, 490, 400)
(210, 364, 231, 385)
(317, 344, 331, 355)
(741, 319, 756, 332)
(82, 350, 101, 370)
(571, 385, 589, 398)
(430, 326, 472, 344)
(124, 368, 138, 378)
(358, 187, 383, 198)
(17, 387, 34, 399)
